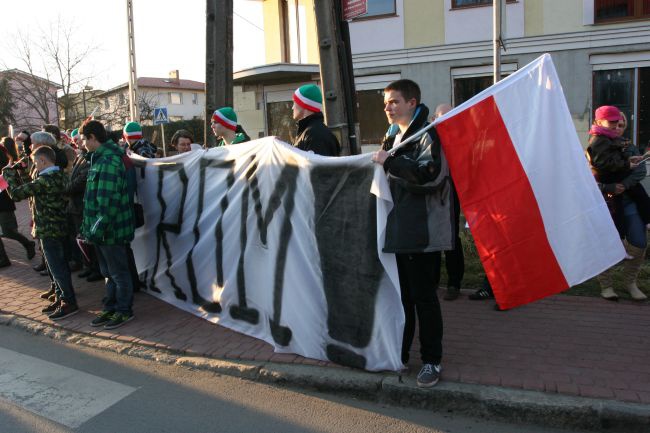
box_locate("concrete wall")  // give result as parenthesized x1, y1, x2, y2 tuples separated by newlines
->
(404, 0, 445, 48)
(233, 85, 265, 139)
(349, 0, 404, 54)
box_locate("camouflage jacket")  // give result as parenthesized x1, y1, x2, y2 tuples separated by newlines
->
(2, 166, 69, 239)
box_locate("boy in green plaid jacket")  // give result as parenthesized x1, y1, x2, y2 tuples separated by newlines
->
(79, 120, 136, 330)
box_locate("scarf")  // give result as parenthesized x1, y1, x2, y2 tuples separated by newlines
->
(589, 125, 619, 140)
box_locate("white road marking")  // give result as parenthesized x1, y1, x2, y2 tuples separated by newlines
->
(0, 347, 136, 428)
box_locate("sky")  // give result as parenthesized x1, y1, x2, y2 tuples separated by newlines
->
(0, 0, 266, 91)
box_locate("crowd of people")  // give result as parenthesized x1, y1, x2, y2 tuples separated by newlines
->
(0, 81, 647, 388)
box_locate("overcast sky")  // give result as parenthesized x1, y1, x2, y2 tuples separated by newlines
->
(0, 0, 265, 91)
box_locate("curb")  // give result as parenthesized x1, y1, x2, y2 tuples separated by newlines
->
(2, 312, 649, 432)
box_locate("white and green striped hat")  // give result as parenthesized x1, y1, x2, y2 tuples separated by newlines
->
(123, 121, 143, 140)
(293, 84, 322, 113)
(211, 107, 238, 131)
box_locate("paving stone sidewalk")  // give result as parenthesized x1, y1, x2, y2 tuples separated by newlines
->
(1, 202, 649, 406)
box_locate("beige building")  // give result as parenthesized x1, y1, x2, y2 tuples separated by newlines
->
(238, 0, 650, 151)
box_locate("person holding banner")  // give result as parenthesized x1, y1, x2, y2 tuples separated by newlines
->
(123, 121, 157, 158)
(291, 84, 340, 156)
(211, 107, 250, 146)
(372, 79, 454, 387)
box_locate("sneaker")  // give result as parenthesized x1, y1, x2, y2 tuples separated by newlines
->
(468, 287, 494, 300)
(104, 312, 134, 330)
(90, 310, 114, 327)
(49, 303, 79, 321)
(33, 260, 46, 272)
(41, 299, 60, 314)
(39, 287, 55, 299)
(416, 363, 441, 388)
(86, 271, 104, 282)
(443, 286, 460, 301)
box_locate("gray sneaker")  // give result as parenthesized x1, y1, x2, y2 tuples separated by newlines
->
(416, 363, 441, 388)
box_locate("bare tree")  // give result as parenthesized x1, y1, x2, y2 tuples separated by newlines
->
(0, 76, 15, 136)
(4, 18, 97, 130)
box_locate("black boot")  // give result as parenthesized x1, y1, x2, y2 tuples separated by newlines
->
(0, 239, 10, 268)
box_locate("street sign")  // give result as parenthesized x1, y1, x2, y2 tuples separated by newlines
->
(153, 107, 169, 125)
(342, 0, 367, 21)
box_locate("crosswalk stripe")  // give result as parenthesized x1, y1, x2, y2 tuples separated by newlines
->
(0, 347, 136, 428)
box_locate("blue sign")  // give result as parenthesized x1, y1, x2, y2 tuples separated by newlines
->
(153, 107, 169, 125)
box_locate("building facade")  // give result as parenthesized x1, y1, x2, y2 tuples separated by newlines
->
(99, 71, 206, 130)
(243, 0, 650, 151)
(0, 69, 60, 133)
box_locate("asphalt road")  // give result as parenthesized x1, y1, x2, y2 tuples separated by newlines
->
(0, 326, 589, 433)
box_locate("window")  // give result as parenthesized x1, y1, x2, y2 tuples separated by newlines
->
(266, 101, 295, 143)
(363, 0, 396, 17)
(452, 0, 516, 9)
(169, 92, 182, 105)
(104, 98, 110, 109)
(595, 0, 650, 23)
(192, 93, 198, 105)
(356, 89, 387, 146)
(118, 93, 126, 106)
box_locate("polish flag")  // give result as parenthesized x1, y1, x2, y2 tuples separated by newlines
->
(435, 54, 625, 310)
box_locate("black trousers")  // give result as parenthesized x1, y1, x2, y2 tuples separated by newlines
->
(397, 252, 443, 365)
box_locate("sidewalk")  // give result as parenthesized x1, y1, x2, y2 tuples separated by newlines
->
(2, 202, 650, 430)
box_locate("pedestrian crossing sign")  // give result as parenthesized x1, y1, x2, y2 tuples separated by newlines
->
(153, 107, 169, 125)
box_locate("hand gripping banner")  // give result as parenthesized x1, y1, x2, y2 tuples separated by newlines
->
(131, 137, 404, 371)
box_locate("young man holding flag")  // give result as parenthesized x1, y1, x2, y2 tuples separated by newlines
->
(372, 79, 454, 387)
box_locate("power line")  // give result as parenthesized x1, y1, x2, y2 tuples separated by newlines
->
(233, 11, 264, 32)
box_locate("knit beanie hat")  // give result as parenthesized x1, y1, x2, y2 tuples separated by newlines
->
(211, 107, 238, 131)
(123, 121, 143, 140)
(293, 84, 322, 113)
(594, 105, 621, 122)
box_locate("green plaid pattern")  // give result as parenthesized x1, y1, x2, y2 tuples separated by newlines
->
(3, 168, 69, 239)
(81, 140, 135, 245)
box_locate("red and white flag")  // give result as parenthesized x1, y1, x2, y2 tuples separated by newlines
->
(435, 54, 625, 310)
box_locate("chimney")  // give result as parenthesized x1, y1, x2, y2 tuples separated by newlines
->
(168, 70, 180, 83)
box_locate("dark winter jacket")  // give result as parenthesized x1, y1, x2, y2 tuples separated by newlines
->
(128, 139, 157, 158)
(293, 112, 340, 156)
(380, 104, 454, 254)
(67, 152, 90, 216)
(0, 146, 16, 212)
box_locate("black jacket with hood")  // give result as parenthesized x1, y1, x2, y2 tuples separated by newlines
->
(381, 103, 454, 254)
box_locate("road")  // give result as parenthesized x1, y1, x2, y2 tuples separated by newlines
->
(0, 326, 588, 433)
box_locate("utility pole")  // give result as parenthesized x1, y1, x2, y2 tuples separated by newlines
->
(493, 0, 504, 84)
(205, 0, 233, 147)
(313, 0, 360, 155)
(126, 0, 139, 121)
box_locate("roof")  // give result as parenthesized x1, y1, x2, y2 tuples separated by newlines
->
(102, 77, 205, 95)
(0, 68, 62, 89)
(233, 63, 320, 85)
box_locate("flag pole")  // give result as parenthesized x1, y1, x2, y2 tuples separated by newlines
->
(493, 0, 502, 84)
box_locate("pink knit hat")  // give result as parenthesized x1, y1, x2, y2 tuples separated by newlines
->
(594, 106, 621, 122)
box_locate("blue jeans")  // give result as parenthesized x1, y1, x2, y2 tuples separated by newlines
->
(96, 244, 134, 315)
(41, 238, 76, 305)
(623, 201, 647, 249)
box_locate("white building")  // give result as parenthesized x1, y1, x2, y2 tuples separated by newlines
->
(99, 70, 205, 130)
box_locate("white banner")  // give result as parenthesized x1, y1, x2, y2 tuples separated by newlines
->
(131, 137, 404, 371)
